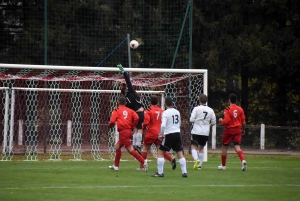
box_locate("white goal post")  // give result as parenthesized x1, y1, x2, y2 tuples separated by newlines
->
(0, 63, 208, 161)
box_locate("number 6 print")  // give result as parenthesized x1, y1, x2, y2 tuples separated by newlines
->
(233, 110, 237, 118)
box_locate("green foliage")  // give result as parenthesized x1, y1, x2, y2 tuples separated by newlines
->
(194, 0, 300, 126)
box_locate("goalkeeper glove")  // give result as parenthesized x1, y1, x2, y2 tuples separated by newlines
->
(117, 64, 126, 73)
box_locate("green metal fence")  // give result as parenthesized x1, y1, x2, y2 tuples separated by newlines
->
(0, 0, 192, 68)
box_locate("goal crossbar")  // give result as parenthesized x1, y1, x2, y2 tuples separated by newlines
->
(0, 63, 207, 74)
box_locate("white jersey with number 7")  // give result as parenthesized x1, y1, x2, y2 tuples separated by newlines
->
(190, 105, 216, 136)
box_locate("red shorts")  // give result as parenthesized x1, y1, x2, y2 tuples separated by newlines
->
(117, 129, 133, 148)
(222, 127, 242, 145)
(143, 136, 161, 146)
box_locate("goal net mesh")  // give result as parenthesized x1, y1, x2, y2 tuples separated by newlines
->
(0, 66, 205, 161)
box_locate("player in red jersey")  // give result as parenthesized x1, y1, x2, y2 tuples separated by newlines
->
(118, 64, 144, 155)
(218, 93, 247, 171)
(108, 97, 148, 172)
(137, 96, 176, 171)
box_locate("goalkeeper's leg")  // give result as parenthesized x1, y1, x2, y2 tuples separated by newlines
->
(134, 111, 144, 155)
(132, 132, 142, 155)
(132, 129, 137, 147)
(135, 130, 143, 155)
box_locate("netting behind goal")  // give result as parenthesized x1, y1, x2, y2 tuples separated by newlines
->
(0, 64, 207, 161)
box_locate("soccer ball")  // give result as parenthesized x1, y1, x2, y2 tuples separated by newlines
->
(130, 40, 139, 49)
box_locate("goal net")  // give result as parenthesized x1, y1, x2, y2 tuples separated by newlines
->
(0, 64, 207, 161)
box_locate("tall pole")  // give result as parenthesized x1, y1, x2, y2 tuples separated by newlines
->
(44, 0, 47, 65)
(171, 1, 190, 69)
(189, 0, 193, 69)
(188, 0, 194, 155)
(43, 0, 48, 154)
(127, 34, 131, 68)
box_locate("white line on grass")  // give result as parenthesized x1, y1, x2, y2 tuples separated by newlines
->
(0, 166, 282, 170)
(2, 184, 300, 190)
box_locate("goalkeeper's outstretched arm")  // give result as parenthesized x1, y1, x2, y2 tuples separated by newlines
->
(117, 64, 137, 95)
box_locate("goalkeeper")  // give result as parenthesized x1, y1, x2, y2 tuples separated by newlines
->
(117, 64, 144, 155)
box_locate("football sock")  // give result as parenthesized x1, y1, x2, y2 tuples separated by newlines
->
(221, 155, 227, 166)
(198, 152, 204, 167)
(191, 149, 198, 161)
(179, 157, 187, 174)
(130, 150, 144, 164)
(157, 157, 165, 174)
(115, 149, 121, 167)
(135, 133, 143, 146)
(164, 152, 172, 161)
(237, 150, 245, 161)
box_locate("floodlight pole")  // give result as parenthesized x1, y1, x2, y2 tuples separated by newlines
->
(44, 0, 47, 65)
(127, 34, 132, 68)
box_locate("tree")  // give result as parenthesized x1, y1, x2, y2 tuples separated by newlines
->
(193, 0, 300, 127)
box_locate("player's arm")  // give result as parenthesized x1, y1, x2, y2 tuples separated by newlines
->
(221, 107, 230, 125)
(189, 107, 197, 123)
(241, 122, 246, 135)
(124, 77, 141, 103)
(159, 112, 167, 137)
(123, 71, 136, 94)
(241, 109, 246, 134)
(117, 64, 136, 94)
(211, 111, 217, 126)
(108, 110, 117, 128)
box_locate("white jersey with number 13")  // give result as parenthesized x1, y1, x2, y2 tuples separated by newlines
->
(161, 108, 181, 135)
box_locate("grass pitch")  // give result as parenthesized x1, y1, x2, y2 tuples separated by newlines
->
(0, 154, 299, 201)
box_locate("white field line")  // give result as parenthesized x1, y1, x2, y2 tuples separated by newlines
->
(0, 166, 282, 170)
(0, 165, 288, 170)
(2, 184, 300, 190)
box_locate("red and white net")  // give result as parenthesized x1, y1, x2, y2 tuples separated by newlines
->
(0, 66, 205, 161)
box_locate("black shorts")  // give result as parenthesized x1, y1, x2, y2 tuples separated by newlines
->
(159, 132, 183, 152)
(136, 111, 144, 129)
(191, 134, 208, 147)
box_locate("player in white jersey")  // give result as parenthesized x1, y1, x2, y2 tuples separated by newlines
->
(190, 94, 216, 170)
(151, 97, 187, 178)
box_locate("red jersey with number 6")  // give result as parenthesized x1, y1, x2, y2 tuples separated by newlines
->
(109, 105, 139, 131)
(142, 105, 163, 138)
(221, 104, 246, 129)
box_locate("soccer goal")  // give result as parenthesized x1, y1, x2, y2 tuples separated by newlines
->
(0, 64, 207, 161)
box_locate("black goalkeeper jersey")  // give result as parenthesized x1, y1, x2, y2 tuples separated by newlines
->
(123, 72, 143, 111)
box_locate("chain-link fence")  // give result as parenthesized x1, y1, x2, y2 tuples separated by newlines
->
(1, 0, 192, 69)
